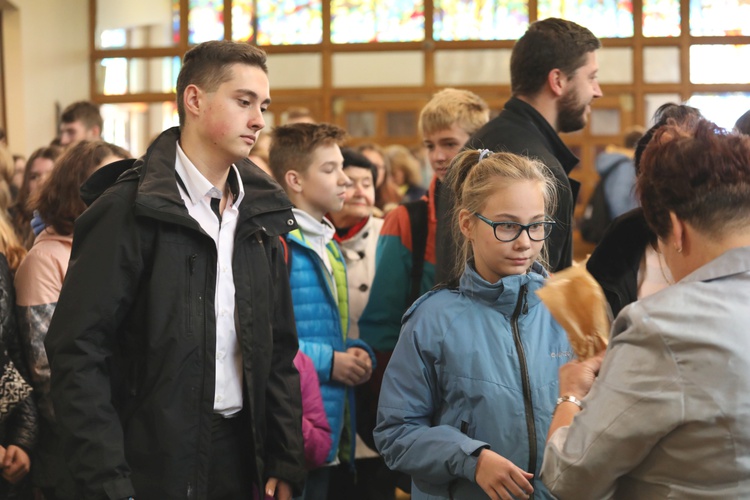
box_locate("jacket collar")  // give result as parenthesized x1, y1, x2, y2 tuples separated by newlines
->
(459, 260, 548, 313)
(503, 97, 579, 175)
(81, 127, 296, 235)
(175, 141, 243, 206)
(681, 246, 750, 284)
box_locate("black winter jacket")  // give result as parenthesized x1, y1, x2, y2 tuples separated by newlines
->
(45, 127, 305, 499)
(466, 97, 580, 272)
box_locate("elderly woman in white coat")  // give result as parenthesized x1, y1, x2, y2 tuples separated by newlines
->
(328, 147, 390, 500)
(542, 118, 750, 499)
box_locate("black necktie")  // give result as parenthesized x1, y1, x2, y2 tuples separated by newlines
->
(210, 197, 222, 224)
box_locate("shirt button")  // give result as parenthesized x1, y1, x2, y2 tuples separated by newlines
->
(215, 395, 223, 403)
(217, 351, 225, 360)
(287, 219, 294, 226)
(359, 283, 369, 292)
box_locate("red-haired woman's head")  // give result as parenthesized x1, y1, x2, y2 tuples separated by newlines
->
(638, 119, 750, 240)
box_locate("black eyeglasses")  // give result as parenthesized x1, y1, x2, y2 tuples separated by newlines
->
(473, 213, 555, 242)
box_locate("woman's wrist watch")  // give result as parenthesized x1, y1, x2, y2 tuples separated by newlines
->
(556, 394, 583, 409)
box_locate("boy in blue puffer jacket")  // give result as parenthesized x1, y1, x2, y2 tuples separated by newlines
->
(270, 123, 376, 500)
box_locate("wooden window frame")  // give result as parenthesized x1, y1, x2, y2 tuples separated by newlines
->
(89, 0, 750, 259)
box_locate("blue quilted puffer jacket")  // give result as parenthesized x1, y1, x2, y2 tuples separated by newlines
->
(286, 229, 375, 464)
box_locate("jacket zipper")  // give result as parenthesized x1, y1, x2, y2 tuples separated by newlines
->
(511, 284, 537, 498)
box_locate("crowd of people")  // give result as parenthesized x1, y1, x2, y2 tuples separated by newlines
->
(0, 14, 748, 500)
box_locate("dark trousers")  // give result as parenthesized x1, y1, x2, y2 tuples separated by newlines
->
(327, 458, 397, 500)
(294, 466, 330, 500)
(208, 411, 254, 500)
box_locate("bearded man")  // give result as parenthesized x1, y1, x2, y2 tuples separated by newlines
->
(465, 18, 602, 272)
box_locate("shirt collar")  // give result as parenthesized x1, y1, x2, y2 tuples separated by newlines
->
(175, 141, 245, 206)
(292, 208, 336, 243)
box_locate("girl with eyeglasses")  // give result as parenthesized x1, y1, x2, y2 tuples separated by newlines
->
(374, 150, 572, 500)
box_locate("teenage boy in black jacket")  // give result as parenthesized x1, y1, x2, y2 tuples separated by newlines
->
(44, 41, 305, 500)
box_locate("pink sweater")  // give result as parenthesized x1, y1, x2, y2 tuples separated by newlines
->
(294, 350, 332, 470)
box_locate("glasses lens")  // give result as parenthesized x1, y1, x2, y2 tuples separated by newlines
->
(495, 222, 523, 242)
(528, 222, 553, 241)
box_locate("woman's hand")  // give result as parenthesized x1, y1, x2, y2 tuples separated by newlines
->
(475, 449, 534, 500)
(559, 350, 606, 400)
(1, 445, 30, 484)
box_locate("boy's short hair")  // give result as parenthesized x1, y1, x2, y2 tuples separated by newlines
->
(269, 123, 347, 183)
(511, 18, 601, 98)
(176, 40, 268, 125)
(61, 101, 103, 131)
(418, 88, 490, 137)
(341, 147, 378, 185)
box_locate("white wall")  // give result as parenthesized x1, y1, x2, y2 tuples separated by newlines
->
(2, 0, 89, 156)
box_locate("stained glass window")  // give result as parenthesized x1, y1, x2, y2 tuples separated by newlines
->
(433, 0, 527, 41)
(642, 0, 680, 37)
(331, 0, 424, 43)
(232, 0, 255, 42)
(172, 0, 181, 44)
(257, 1, 322, 45)
(690, 0, 750, 36)
(189, 0, 224, 44)
(537, 0, 634, 38)
(690, 45, 750, 83)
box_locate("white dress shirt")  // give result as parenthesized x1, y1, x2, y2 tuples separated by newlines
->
(175, 142, 245, 416)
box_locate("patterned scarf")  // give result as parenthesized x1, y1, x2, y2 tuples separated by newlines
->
(0, 348, 32, 422)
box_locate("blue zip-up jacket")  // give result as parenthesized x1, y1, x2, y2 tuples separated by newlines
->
(374, 262, 572, 499)
(286, 230, 375, 464)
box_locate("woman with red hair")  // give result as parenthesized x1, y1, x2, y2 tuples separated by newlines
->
(543, 119, 750, 498)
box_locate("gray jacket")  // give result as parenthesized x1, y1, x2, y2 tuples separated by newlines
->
(542, 246, 750, 499)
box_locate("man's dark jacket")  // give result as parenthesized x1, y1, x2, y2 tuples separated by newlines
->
(465, 97, 580, 272)
(44, 127, 305, 499)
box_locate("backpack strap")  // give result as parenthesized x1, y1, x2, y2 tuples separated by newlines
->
(278, 234, 292, 275)
(404, 199, 429, 307)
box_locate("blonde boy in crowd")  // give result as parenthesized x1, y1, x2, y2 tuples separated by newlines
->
(359, 88, 489, 356)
